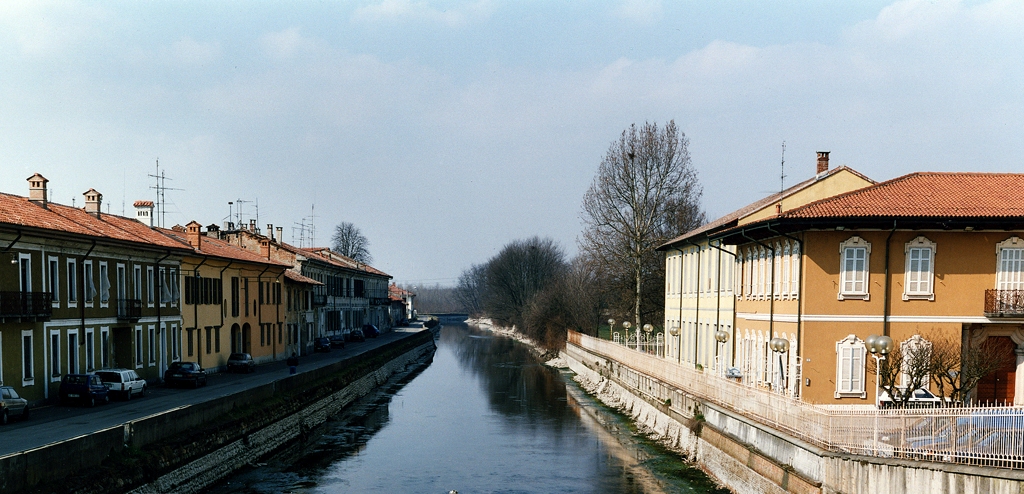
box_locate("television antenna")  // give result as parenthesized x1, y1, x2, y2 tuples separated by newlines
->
(148, 158, 184, 228)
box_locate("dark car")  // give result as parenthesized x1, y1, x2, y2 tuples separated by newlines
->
(59, 374, 110, 407)
(328, 334, 346, 348)
(164, 362, 208, 388)
(0, 386, 29, 424)
(313, 337, 332, 352)
(226, 353, 256, 373)
(361, 324, 380, 338)
(345, 329, 365, 342)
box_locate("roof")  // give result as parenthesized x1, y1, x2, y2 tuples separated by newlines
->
(284, 269, 322, 285)
(0, 191, 191, 251)
(300, 247, 391, 278)
(784, 172, 1024, 219)
(158, 228, 292, 268)
(660, 165, 873, 248)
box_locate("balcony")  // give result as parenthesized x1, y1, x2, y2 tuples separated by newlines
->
(985, 289, 1024, 317)
(117, 298, 143, 322)
(0, 291, 53, 320)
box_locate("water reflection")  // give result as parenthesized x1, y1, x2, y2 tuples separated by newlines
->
(208, 324, 720, 494)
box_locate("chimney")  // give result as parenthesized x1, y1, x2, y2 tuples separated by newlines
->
(816, 151, 830, 175)
(260, 238, 271, 259)
(249, 219, 257, 232)
(185, 221, 203, 249)
(27, 173, 48, 207)
(267, 224, 274, 242)
(134, 200, 155, 227)
(276, 227, 283, 243)
(83, 189, 103, 217)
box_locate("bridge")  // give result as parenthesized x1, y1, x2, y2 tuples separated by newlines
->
(423, 312, 469, 323)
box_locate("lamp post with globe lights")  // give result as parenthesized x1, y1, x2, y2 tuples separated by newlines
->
(622, 321, 632, 350)
(643, 323, 653, 354)
(668, 323, 680, 362)
(865, 334, 894, 407)
(769, 337, 790, 394)
(714, 329, 730, 376)
(608, 319, 616, 344)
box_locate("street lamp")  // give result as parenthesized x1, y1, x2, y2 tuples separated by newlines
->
(714, 329, 730, 376)
(668, 323, 680, 362)
(865, 334, 894, 407)
(769, 337, 790, 394)
(608, 319, 616, 343)
(622, 321, 632, 349)
(643, 323, 653, 353)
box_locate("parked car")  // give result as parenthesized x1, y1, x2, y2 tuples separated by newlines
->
(345, 330, 365, 342)
(879, 388, 943, 408)
(313, 337, 332, 352)
(0, 386, 29, 424)
(362, 324, 380, 338)
(226, 353, 256, 373)
(328, 334, 347, 348)
(95, 369, 147, 400)
(164, 362, 208, 388)
(59, 374, 110, 407)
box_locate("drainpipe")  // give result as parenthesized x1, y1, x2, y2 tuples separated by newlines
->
(191, 255, 209, 368)
(883, 221, 897, 337)
(708, 239, 738, 367)
(740, 230, 776, 340)
(2, 231, 23, 253)
(684, 240, 702, 365)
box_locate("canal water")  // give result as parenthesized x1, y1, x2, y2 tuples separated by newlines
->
(208, 324, 728, 493)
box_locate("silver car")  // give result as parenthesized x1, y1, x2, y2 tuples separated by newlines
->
(0, 386, 29, 424)
(96, 369, 147, 400)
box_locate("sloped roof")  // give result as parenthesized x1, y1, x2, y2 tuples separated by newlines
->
(660, 165, 873, 248)
(284, 269, 322, 285)
(158, 228, 291, 268)
(0, 192, 190, 251)
(301, 247, 391, 278)
(784, 172, 1024, 219)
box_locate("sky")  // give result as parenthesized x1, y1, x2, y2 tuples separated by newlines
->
(2, 0, 1022, 287)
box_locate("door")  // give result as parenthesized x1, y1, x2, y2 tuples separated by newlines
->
(976, 336, 1016, 404)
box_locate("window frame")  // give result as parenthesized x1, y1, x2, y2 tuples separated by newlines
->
(903, 236, 936, 301)
(996, 237, 1024, 291)
(22, 330, 34, 385)
(48, 256, 60, 306)
(839, 236, 871, 301)
(835, 334, 867, 398)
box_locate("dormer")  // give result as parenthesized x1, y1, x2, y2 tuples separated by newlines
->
(27, 173, 48, 208)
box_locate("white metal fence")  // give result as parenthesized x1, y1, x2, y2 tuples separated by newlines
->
(611, 330, 664, 357)
(569, 330, 1024, 469)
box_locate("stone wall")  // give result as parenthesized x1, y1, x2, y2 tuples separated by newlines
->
(564, 339, 1024, 494)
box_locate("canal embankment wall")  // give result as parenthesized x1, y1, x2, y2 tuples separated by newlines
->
(562, 333, 1024, 494)
(0, 329, 438, 494)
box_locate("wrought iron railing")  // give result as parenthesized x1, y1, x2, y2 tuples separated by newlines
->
(117, 298, 142, 321)
(569, 330, 1024, 469)
(985, 289, 1024, 316)
(0, 291, 53, 319)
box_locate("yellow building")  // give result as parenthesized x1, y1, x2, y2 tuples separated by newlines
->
(162, 222, 289, 371)
(659, 153, 873, 372)
(714, 171, 1024, 405)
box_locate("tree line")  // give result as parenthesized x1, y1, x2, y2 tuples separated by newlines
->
(453, 121, 704, 349)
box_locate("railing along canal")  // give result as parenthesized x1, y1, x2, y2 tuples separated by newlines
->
(568, 330, 1024, 469)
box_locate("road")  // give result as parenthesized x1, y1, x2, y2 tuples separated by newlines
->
(0, 327, 430, 457)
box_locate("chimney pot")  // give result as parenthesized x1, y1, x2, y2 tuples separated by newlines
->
(267, 224, 274, 242)
(816, 151, 830, 175)
(83, 188, 103, 217)
(276, 227, 283, 243)
(134, 200, 155, 227)
(27, 173, 49, 208)
(185, 221, 203, 249)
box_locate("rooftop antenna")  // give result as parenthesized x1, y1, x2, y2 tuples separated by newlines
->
(148, 158, 183, 228)
(779, 141, 787, 211)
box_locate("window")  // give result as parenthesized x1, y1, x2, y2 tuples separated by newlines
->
(147, 266, 155, 306)
(206, 327, 212, 354)
(215, 327, 221, 353)
(790, 242, 800, 296)
(68, 331, 78, 374)
(19, 253, 31, 292)
(68, 259, 78, 305)
(773, 243, 782, 298)
(231, 277, 240, 317)
(48, 256, 59, 305)
(84, 261, 95, 305)
(169, 268, 179, 305)
(101, 327, 110, 368)
(116, 264, 127, 303)
(997, 237, 1024, 290)
(134, 265, 143, 300)
(839, 236, 871, 300)
(99, 261, 110, 305)
(22, 331, 34, 384)
(835, 335, 867, 398)
(904, 236, 936, 300)
(85, 328, 94, 371)
(50, 330, 60, 379)
(149, 326, 156, 364)
(135, 327, 143, 368)
(781, 243, 791, 298)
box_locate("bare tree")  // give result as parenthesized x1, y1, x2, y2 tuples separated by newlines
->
(580, 121, 705, 327)
(867, 338, 932, 408)
(331, 222, 372, 264)
(482, 237, 566, 331)
(455, 263, 486, 316)
(929, 333, 1015, 404)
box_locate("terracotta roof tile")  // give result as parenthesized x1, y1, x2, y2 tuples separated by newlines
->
(158, 228, 291, 267)
(284, 269, 322, 285)
(785, 172, 1024, 219)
